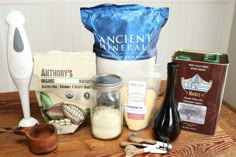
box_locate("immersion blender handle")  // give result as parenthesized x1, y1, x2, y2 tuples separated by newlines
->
(6, 10, 38, 127)
(6, 10, 33, 80)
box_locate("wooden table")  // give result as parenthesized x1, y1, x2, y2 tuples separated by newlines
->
(1, 86, 236, 157)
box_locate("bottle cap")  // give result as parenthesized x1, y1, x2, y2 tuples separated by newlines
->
(176, 55, 191, 61)
(203, 54, 220, 63)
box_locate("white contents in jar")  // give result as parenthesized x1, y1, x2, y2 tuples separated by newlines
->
(91, 106, 122, 139)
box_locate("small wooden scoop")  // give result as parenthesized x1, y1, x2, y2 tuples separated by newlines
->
(14, 123, 57, 154)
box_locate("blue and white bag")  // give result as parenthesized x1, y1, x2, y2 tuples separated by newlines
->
(81, 4, 169, 74)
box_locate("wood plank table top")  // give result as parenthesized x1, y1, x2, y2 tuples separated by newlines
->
(0, 86, 236, 157)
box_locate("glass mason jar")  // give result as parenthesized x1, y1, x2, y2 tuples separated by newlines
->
(90, 74, 123, 140)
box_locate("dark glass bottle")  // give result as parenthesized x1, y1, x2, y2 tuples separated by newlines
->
(153, 62, 181, 142)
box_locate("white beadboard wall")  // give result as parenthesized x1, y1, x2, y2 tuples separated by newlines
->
(0, 0, 235, 92)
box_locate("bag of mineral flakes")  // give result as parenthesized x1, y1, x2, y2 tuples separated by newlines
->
(80, 4, 169, 74)
(34, 51, 96, 134)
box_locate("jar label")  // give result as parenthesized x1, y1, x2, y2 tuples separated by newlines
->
(126, 81, 146, 119)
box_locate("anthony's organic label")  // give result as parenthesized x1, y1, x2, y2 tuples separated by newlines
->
(34, 51, 96, 134)
(173, 50, 229, 135)
(41, 68, 73, 77)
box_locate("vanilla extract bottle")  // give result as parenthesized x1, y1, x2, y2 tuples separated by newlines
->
(153, 62, 181, 142)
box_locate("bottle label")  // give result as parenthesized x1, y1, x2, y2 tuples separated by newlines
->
(125, 81, 147, 120)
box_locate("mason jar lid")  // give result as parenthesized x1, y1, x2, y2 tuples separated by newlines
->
(91, 73, 122, 90)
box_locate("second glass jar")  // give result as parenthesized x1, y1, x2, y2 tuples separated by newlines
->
(90, 74, 123, 140)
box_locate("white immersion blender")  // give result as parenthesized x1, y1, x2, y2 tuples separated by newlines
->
(6, 10, 38, 127)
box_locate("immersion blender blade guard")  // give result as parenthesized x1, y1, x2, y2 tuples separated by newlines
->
(6, 10, 38, 127)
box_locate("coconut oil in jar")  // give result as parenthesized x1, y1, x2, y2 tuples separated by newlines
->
(91, 74, 123, 140)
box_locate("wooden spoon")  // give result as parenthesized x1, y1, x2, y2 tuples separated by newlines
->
(124, 145, 144, 157)
(120, 141, 146, 147)
(128, 132, 156, 144)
